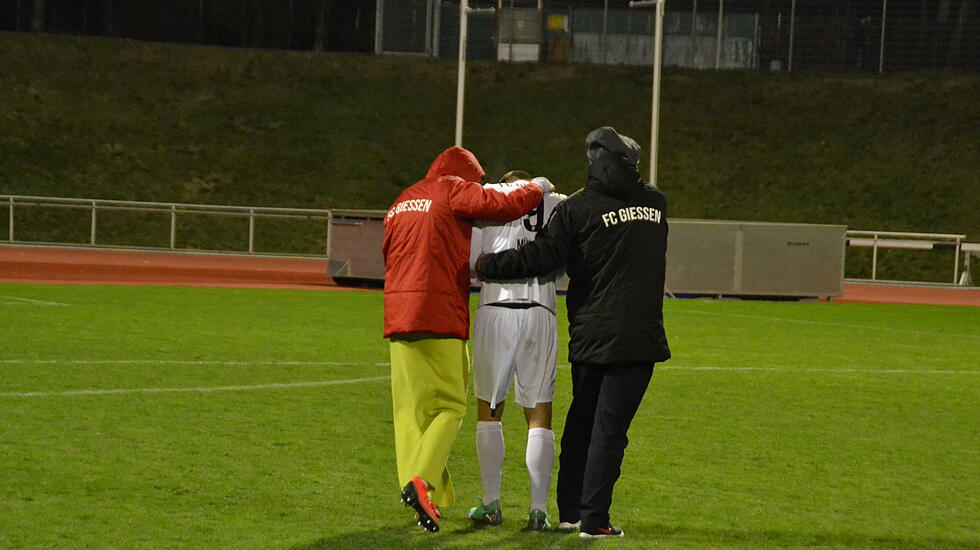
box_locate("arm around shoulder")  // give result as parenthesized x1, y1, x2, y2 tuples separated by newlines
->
(448, 179, 543, 223)
(478, 201, 573, 280)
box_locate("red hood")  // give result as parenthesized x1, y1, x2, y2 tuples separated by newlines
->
(425, 146, 486, 183)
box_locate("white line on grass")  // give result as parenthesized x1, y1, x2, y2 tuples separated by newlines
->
(0, 376, 390, 398)
(553, 364, 975, 375)
(656, 365, 978, 375)
(671, 309, 980, 339)
(0, 296, 70, 306)
(0, 359, 389, 366)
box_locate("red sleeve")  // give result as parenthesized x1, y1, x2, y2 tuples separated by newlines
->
(447, 178, 543, 222)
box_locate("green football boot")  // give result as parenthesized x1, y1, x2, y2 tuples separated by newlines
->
(467, 499, 503, 527)
(525, 509, 551, 531)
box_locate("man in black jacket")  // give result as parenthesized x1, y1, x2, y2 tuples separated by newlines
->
(477, 126, 670, 539)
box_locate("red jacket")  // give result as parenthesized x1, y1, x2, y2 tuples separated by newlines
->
(382, 147, 543, 339)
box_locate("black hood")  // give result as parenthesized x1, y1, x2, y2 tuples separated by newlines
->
(584, 126, 644, 199)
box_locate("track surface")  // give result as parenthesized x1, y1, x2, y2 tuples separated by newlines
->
(1, 246, 978, 306)
(0, 246, 332, 290)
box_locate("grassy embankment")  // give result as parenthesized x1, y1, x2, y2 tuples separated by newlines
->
(1, 32, 977, 280)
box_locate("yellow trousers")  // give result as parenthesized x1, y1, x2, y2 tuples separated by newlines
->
(389, 337, 469, 508)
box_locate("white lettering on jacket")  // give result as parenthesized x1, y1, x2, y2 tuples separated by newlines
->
(601, 206, 662, 227)
(386, 198, 433, 219)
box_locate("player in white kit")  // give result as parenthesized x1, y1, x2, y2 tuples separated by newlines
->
(467, 170, 566, 531)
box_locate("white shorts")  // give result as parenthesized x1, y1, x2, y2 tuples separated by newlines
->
(471, 304, 557, 409)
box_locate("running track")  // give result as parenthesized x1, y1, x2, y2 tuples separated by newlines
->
(1, 246, 978, 306)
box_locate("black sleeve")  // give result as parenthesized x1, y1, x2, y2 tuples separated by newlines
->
(478, 202, 573, 280)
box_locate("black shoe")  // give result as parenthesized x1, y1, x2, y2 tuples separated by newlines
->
(579, 525, 624, 538)
(400, 476, 441, 533)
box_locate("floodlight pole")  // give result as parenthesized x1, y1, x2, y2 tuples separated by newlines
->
(629, 0, 665, 188)
(715, 0, 724, 69)
(455, 1, 469, 147)
(455, 2, 496, 147)
(878, 0, 887, 73)
(788, 0, 796, 71)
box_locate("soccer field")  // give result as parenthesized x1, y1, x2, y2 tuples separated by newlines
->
(1, 282, 977, 550)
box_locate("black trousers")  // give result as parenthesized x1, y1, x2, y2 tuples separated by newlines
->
(556, 363, 654, 530)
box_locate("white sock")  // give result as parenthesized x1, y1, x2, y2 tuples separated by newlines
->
(476, 421, 504, 504)
(526, 427, 555, 513)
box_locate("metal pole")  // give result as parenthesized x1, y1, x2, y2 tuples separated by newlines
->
(690, 0, 697, 67)
(425, 0, 434, 56)
(374, 0, 384, 54)
(170, 206, 177, 249)
(953, 238, 961, 284)
(510, 0, 516, 62)
(961, 250, 971, 286)
(651, 0, 664, 187)
(788, 0, 796, 72)
(715, 0, 724, 69)
(248, 209, 255, 253)
(454, 4, 495, 146)
(602, 0, 608, 65)
(878, 0, 887, 73)
(872, 233, 878, 280)
(537, 0, 543, 63)
(325, 211, 333, 257)
(455, 0, 468, 146)
(8, 197, 14, 242)
(433, 0, 441, 57)
(628, 1, 665, 188)
(650, 0, 667, 187)
(90, 201, 97, 245)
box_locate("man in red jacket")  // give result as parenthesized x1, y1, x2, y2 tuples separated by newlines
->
(383, 146, 551, 533)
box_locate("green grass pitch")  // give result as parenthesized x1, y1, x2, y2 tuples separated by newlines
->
(1, 282, 977, 549)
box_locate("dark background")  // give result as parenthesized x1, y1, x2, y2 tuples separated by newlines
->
(0, 0, 976, 70)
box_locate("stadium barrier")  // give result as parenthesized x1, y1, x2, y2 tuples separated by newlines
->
(846, 230, 978, 286)
(3, 195, 976, 290)
(326, 211, 850, 298)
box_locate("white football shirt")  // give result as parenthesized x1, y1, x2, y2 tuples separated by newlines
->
(470, 181, 566, 313)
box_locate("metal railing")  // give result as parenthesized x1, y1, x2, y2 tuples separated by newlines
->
(846, 229, 979, 285)
(5, 196, 978, 286)
(2, 195, 333, 258)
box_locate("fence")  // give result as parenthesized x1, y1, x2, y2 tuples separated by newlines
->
(4, 195, 978, 288)
(375, 0, 498, 60)
(373, 0, 979, 71)
(846, 229, 979, 285)
(1, 195, 333, 258)
(376, 1, 760, 68)
(2, 1, 976, 71)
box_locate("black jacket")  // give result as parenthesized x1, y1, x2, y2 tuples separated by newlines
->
(478, 127, 671, 366)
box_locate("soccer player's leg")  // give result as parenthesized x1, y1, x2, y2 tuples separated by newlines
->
(523, 402, 554, 530)
(469, 399, 505, 526)
(514, 307, 558, 530)
(469, 306, 519, 526)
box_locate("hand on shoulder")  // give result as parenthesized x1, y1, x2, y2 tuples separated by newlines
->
(531, 177, 554, 194)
